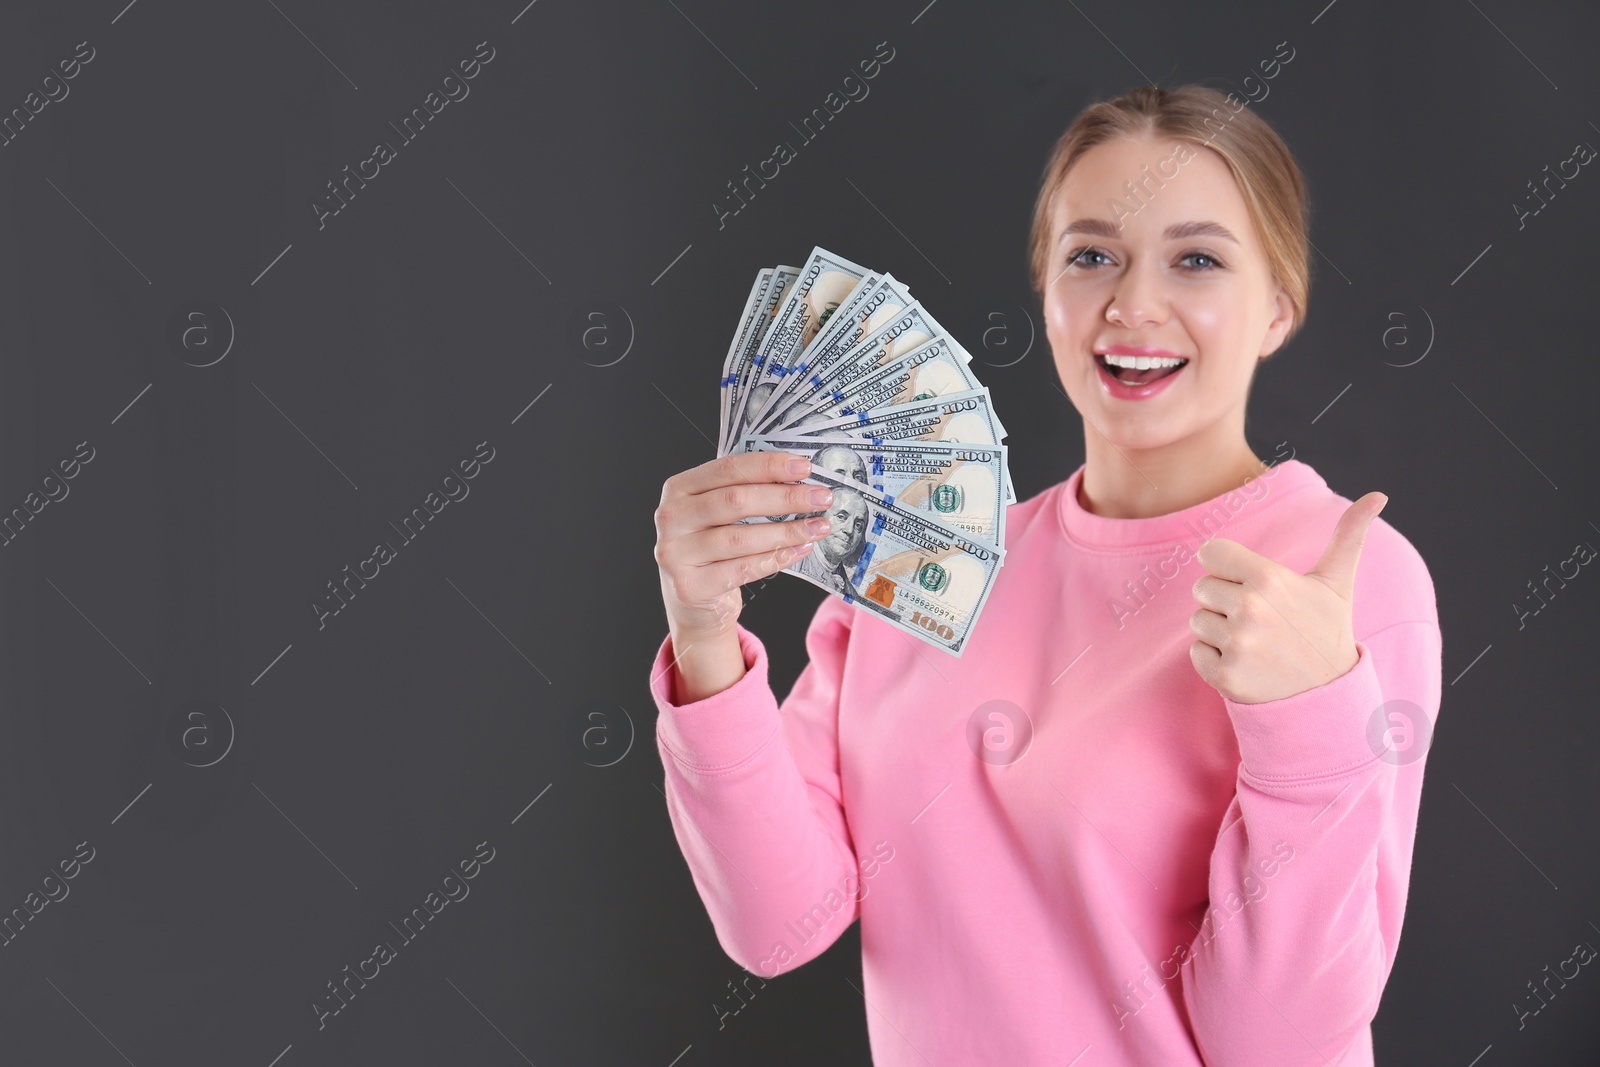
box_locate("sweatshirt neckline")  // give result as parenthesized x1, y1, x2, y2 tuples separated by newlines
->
(1055, 458, 1322, 552)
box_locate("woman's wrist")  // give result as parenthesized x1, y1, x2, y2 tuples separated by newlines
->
(666, 621, 749, 705)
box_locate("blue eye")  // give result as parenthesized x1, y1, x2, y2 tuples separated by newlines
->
(1066, 246, 1110, 268)
(1063, 246, 1224, 273)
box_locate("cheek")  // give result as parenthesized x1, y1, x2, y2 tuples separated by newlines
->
(1178, 302, 1251, 379)
(1044, 292, 1089, 361)
(1046, 306, 1101, 396)
(1179, 301, 1228, 342)
(1043, 288, 1073, 335)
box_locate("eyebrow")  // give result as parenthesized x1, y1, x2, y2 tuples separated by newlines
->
(1058, 219, 1241, 245)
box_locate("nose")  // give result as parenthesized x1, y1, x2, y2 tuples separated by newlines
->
(1105, 260, 1168, 329)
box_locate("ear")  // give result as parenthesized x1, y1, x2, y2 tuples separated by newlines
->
(1259, 286, 1295, 360)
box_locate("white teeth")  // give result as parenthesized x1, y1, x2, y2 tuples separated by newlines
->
(1101, 353, 1187, 369)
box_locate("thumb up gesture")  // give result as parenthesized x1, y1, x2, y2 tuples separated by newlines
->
(1188, 493, 1388, 704)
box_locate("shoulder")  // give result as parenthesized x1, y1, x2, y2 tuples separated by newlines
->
(1267, 460, 1439, 635)
(1351, 505, 1438, 639)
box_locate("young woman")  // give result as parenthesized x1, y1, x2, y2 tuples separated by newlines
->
(649, 84, 1441, 1066)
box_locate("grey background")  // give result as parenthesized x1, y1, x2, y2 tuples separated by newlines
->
(0, 0, 1595, 1063)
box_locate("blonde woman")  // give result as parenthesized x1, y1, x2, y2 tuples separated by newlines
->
(650, 84, 1440, 1066)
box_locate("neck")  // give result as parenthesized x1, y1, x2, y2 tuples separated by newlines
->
(1077, 418, 1266, 520)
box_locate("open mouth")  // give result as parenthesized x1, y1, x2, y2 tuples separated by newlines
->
(1094, 353, 1189, 386)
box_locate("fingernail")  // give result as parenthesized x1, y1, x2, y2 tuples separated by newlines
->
(808, 487, 834, 506)
(788, 458, 810, 476)
(807, 517, 831, 535)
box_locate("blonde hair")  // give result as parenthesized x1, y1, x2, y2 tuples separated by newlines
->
(1027, 84, 1312, 345)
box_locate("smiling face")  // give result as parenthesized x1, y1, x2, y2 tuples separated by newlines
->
(1042, 133, 1295, 454)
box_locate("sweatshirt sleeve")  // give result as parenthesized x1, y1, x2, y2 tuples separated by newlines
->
(649, 593, 860, 977)
(1179, 596, 1443, 1065)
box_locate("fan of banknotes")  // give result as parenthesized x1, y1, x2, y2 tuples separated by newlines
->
(718, 245, 1011, 657)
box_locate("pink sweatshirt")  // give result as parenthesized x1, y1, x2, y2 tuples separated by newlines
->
(649, 456, 1442, 1066)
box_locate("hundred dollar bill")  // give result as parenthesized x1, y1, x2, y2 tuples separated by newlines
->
(791, 386, 1012, 447)
(765, 269, 878, 399)
(793, 387, 1014, 504)
(750, 271, 915, 429)
(718, 268, 773, 455)
(780, 334, 982, 429)
(733, 433, 1008, 550)
(720, 264, 799, 455)
(753, 299, 961, 434)
(769, 460, 1006, 657)
(727, 246, 873, 449)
